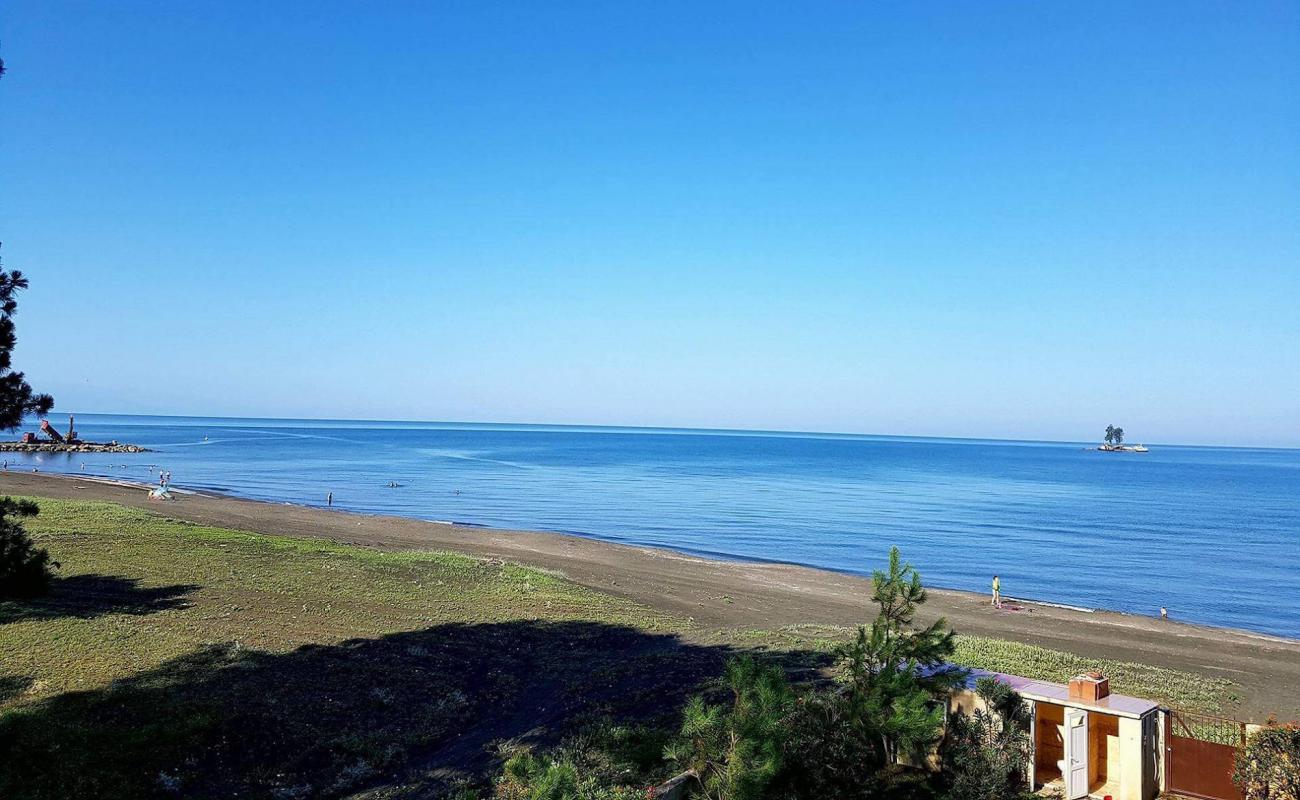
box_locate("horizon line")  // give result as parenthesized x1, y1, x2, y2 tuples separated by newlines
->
(43, 410, 1299, 452)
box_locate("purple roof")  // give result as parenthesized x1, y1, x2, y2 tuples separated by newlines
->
(963, 668, 1159, 718)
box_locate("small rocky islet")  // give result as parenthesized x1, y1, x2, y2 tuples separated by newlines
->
(0, 440, 150, 453)
(2, 415, 150, 453)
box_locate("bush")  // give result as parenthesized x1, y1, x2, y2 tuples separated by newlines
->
(1235, 721, 1300, 800)
(0, 497, 55, 598)
(664, 656, 793, 800)
(941, 677, 1031, 800)
(494, 751, 659, 800)
(780, 690, 885, 799)
(551, 719, 674, 788)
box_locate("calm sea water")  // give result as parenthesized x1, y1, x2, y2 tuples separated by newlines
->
(11, 414, 1300, 638)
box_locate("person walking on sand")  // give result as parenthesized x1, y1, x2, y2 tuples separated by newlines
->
(992, 574, 1002, 609)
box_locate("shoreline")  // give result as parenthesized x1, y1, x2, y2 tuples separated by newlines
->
(53, 473, 1255, 634)
(4, 470, 1299, 719)
(122, 478, 1296, 642)
(16, 471, 1300, 643)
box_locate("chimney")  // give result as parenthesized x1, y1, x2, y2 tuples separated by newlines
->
(1068, 672, 1110, 703)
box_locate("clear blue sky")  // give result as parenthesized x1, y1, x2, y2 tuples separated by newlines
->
(2, 2, 1297, 446)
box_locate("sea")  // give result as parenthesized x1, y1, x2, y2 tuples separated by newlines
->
(9, 414, 1300, 639)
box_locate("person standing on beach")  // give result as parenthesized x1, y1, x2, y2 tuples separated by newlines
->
(992, 575, 1001, 608)
(327, 492, 333, 507)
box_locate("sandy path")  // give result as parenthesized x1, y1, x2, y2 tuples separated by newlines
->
(5, 471, 1297, 721)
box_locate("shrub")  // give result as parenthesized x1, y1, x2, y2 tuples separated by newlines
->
(941, 677, 1031, 800)
(780, 690, 884, 799)
(549, 719, 674, 788)
(497, 753, 579, 800)
(494, 751, 659, 800)
(664, 656, 793, 800)
(0, 497, 55, 598)
(1235, 721, 1300, 800)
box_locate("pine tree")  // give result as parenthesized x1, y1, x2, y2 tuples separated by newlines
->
(0, 52, 58, 598)
(666, 656, 793, 800)
(0, 498, 56, 598)
(836, 546, 967, 766)
(0, 246, 54, 431)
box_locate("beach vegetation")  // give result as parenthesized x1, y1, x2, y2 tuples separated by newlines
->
(948, 635, 1236, 712)
(0, 244, 55, 431)
(0, 236, 57, 599)
(710, 625, 1239, 712)
(0, 497, 55, 598)
(489, 719, 675, 800)
(493, 751, 659, 800)
(1234, 720, 1300, 800)
(773, 549, 964, 799)
(838, 546, 967, 767)
(940, 676, 1032, 800)
(0, 497, 1244, 798)
(663, 548, 965, 800)
(498, 753, 581, 799)
(0, 497, 705, 798)
(664, 656, 793, 800)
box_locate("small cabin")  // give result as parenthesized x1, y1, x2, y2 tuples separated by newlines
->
(949, 671, 1161, 800)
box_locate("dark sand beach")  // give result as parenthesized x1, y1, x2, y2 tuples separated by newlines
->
(4, 470, 1298, 720)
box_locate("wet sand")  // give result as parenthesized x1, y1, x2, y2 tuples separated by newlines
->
(4, 471, 1298, 720)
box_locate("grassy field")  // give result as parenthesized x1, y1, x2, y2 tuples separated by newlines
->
(0, 497, 1238, 799)
(719, 625, 1237, 713)
(950, 635, 1238, 712)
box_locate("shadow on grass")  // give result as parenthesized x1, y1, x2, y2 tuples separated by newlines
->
(0, 574, 198, 624)
(0, 619, 831, 800)
(0, 675, 33, 704)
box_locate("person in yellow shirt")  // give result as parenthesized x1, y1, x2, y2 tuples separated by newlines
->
(992, 575, 1001, 608)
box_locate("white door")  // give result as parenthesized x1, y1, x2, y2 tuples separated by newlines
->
(1065, 708, 1089, 799)
(1026, 700, 1037, 788)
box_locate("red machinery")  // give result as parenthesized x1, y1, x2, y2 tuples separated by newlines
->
(38, 415, 78, 444)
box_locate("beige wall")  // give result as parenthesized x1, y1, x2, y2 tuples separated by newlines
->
(1089, 711, 1119, 787)
(948, 686, 988, 718)
(1036, 702, 1065, 787)
(1026, 703, 1155, 800)
(1115, 715, 1145, 800)
(948, 690, 1157, 800)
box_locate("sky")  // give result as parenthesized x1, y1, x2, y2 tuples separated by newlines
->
(1, 2, 1297, 446)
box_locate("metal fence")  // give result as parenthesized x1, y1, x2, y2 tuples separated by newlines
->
(1169, 709, 1248, 748)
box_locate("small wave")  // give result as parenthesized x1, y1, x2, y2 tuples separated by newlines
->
(418, 448, 532, 469)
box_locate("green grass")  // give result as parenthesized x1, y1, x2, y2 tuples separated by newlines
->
(2, 498, 683, 706)
(0, 497, 1239, 799)
(950, 635, 1238, 712)
(703, 625, 1238, 712)
(1, 498, 704, 799)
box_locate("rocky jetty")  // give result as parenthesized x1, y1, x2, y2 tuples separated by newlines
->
(0, 441, 150, 453)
